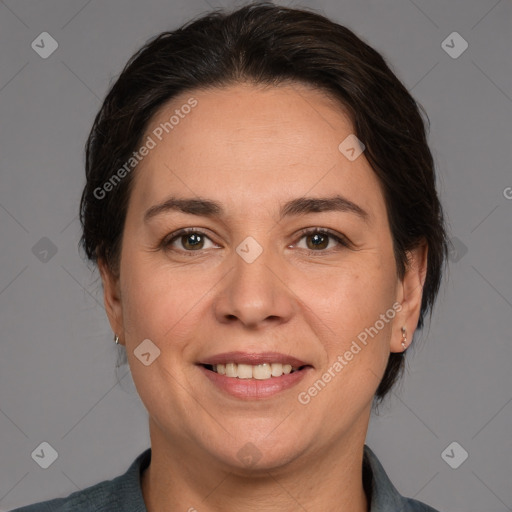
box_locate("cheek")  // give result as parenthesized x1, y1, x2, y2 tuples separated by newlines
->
(309, 254, 398, 392)
(118, 252, 205, 417)
(306, 254, 397, 337)
(119, 248, 214, 351)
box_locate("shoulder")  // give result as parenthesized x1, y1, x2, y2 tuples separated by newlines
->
(9, 448, 151, 512)
(8, 484, 104, 512)
(398, 496, 442, 511)
(363, 445, 443, 512)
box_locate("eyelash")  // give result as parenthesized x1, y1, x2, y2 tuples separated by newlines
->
(160, 227, 351, 256)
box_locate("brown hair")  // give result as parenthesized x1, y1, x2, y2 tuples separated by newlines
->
(80, 1, 448, 400)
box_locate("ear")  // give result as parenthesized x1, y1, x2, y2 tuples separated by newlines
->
(390, 241, 428, 353)
(98, 258, 124, 345)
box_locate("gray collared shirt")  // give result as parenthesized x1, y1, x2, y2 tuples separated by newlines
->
(11, 445, 441, 511)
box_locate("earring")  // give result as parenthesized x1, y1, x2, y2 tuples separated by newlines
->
(114, 334, 120, 345)
(401, 327, 407, 351)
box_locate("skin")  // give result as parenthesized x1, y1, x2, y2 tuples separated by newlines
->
(99, 82, 427, 512)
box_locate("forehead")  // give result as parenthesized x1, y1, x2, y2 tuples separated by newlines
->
(129, 82, 386, 222)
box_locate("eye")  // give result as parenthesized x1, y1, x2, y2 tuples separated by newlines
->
(160, 227, 350, 255)
(293, 228, 350, 253)
(162, 228, 218, 252)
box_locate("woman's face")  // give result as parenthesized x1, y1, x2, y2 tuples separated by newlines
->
(100, 82, 426, 471)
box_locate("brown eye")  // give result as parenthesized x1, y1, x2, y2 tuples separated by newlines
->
(180, 232, 205, 250)
(306, 232, 330, 250)
(294, 228, 350, 253)
(162, 229, 218, 253)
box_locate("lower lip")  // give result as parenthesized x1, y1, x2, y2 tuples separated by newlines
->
(199, 365, 311, 399)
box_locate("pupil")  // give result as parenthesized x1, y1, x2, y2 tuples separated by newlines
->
(184, 233, 202, 249)
(309, 233, 327, 250)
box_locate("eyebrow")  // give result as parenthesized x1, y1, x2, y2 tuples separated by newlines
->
(144, 194, 369, 224)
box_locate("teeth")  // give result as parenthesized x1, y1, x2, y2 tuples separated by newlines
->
(253, 364, 272, 380)
(212, 362, 298, 379)
(271, 363, 282, 377)
(237, 364, 253, 379)
(225, 363, 237, 377)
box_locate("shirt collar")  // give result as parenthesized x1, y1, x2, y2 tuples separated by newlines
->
(363, 444, 414, 511)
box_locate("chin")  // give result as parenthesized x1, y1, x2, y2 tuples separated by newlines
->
(206, 434, 309, 475)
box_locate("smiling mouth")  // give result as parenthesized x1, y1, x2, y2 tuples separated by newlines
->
(201, 363, 310, 380)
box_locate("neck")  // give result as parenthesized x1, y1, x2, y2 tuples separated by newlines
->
(141, 419, 369, 512)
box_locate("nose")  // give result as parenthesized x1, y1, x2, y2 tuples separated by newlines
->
(213, 242, 296, 329)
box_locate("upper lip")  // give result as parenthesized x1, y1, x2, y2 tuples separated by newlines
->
(198, 351, 310, 368)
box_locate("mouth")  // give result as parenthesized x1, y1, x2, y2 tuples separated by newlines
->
(197, 352, 313, 400)
(197, 351, 313, 385)
(201, 362, 309, 379)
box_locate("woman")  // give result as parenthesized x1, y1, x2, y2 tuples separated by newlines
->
(13, 2, 448, 511)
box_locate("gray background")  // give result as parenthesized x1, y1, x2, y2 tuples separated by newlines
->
(0, 0, 510, 510)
